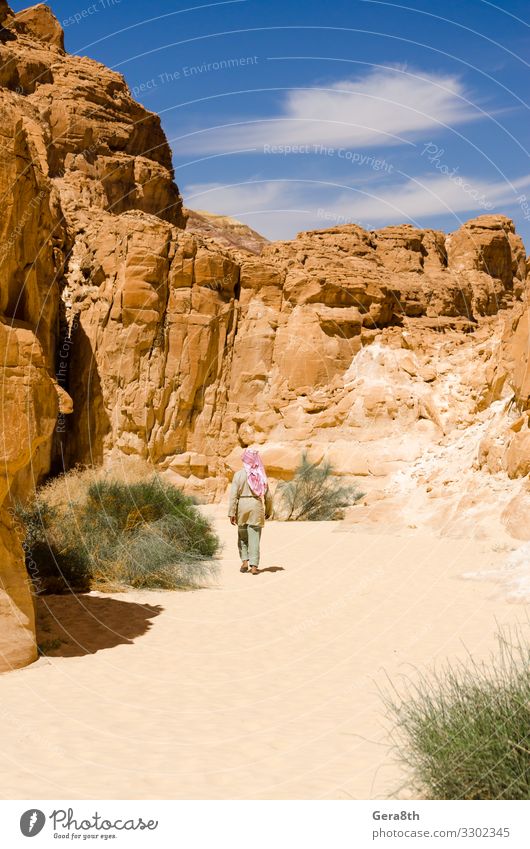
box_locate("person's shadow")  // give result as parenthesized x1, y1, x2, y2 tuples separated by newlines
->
(253, 566, 285, 575)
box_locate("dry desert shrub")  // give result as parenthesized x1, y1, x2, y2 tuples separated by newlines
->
(275, 452, 364, 521)
(14, 464, 220, 593)
(386, 630, 530, 799)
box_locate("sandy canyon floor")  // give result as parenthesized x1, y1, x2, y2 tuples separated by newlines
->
(0, 507, 528, 800)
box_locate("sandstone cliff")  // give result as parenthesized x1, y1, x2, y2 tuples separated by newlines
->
(60, 210, 528, 503)
(2, 2, 530, 670)
(0, 0, 186, 670)
(0, 3, 67, 670)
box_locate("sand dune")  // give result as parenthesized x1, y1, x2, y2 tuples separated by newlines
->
(0, 507, 527, 800)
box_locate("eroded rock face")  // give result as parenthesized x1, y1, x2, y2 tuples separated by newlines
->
(12, 3, 65, 49)
(0, 3, 184, 227)
(475, 301, 530, 482)
(0, 20, 68, 669)
(446, 215, 526, 290)
(60, 210, 528, 503)
(0, 320, 59, 671)
(0, 0, 188, 669)
(488, 304, 530, 410)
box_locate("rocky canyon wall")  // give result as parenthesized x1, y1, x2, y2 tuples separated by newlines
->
(62, 210, 528, 502)
(0, 0, 186, 670)
(0, 1, 66, 670)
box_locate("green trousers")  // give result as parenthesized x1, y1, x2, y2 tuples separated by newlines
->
(237, 524, 262, 567)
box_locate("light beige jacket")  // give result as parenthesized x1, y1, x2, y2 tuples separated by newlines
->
(228, 468, 273, 527)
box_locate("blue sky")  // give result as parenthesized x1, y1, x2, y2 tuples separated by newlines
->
(12, 0, 530, 242)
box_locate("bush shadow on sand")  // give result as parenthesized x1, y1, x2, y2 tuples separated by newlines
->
(36, 593, 163, 658)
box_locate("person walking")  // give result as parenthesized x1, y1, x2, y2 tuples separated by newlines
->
(228, 448, 273, 574)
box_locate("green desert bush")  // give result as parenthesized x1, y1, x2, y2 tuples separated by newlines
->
(15, 498, 92, 593)
(15, 468, 220, 592)
(386, 631, 530, 799)
(275, 452, 364, 521)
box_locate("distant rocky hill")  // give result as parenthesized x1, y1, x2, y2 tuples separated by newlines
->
(183, 208, 268, 255)
(1, 2, 530, 670)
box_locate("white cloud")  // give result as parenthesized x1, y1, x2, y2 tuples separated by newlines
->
(183, 173, 530, 240)
(331, 173, 530, 223)
(175, 67, 482, 155)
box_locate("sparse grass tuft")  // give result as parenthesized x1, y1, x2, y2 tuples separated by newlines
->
(386, 631, 530, 799)
(275, 452, 364, 520)
(15, 467, 220, 593)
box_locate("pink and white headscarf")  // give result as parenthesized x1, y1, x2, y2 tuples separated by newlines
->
(241, 448, 268, 497)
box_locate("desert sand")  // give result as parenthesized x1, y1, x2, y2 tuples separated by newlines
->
(0, 507, 528, 800)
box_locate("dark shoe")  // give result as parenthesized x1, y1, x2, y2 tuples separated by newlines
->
(250, 565, 259, 575)
(240, 562, 249, 573)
